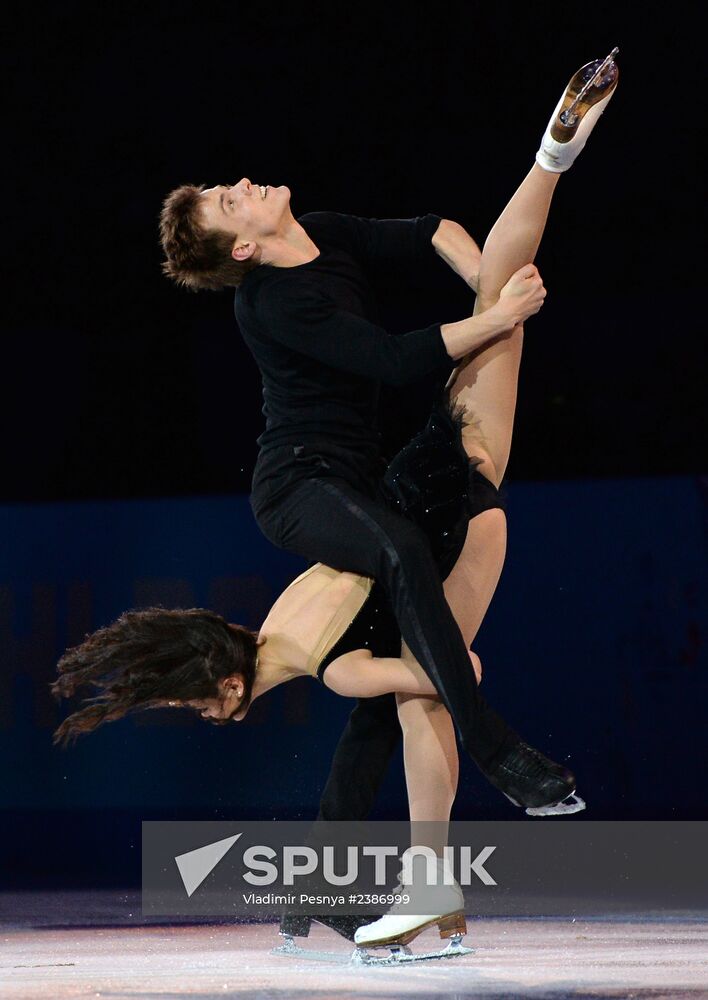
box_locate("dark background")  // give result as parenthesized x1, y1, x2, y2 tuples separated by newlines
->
(3, 1, 707, 888)
(5, 0, 704, 501)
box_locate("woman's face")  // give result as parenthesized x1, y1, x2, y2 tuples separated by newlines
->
(166, 675, 245, 724)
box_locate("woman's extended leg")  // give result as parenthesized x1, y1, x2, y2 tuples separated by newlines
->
(449, 163, 560, 485)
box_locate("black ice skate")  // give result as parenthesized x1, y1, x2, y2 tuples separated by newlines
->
(273, 911, 383, 960)
(483, 740, 586, 817)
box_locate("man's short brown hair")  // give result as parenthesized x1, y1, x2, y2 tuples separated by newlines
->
(159, 184, 259, 292)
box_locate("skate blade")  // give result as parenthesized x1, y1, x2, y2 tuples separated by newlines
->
(525, 792, 586, 817)
(272, 936, 354, 964)
(353, 934, 474, 965)
(551, 50, 619, 141)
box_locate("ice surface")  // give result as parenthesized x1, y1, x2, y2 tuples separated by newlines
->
(1, 890, 707, 998)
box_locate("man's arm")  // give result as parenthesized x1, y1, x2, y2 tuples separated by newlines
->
(253, 279, 520, 386)
(253, 267, 543, 386)
(299, 212, 481, 288)
(432, 219, 482, 293)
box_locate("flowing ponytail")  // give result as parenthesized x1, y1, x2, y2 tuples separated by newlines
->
(51, 608, 259, 747)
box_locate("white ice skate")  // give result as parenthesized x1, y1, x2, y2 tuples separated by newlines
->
(536, 48, 619, 173)
(351, 854, 473, 965)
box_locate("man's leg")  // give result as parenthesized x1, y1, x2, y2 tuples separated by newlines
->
(258, 472, 515, 768)
(281, 692, 401, 941)
(396, 507, 506, 833)
(316, 693, 401, 821)
(315, 512, 502, 861)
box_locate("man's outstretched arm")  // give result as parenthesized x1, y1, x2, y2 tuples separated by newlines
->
(254, 277, 539, 386)
(432, 219, 482, 293)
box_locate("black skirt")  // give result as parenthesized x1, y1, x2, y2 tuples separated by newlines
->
(316, 391, 504, 682)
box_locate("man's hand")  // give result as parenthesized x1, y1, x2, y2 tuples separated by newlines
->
(432, 219, 482, 293)
(495, 263, 547, 327)
(440, 263, 546, 360)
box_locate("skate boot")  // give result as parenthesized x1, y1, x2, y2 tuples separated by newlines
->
(352, 854, 473, 965)
(482, 739, 586, 816)
(536, 47, 619, 172)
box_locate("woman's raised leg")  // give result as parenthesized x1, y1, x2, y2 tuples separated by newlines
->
(440, 163, 560, 648)
(439, 53, 619, 643)
(449, 163, 560, 486)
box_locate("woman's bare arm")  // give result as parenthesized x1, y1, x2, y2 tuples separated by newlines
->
(322, 646, 482, 699)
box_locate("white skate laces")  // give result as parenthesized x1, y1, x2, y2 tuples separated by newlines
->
(536, 48, 619, 173)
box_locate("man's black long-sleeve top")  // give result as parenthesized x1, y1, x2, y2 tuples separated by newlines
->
(234, 211, 456, 456)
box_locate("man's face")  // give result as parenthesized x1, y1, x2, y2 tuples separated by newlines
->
(199, 177, 291, 261)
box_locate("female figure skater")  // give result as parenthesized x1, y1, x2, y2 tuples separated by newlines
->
(53, 50, 618, 956)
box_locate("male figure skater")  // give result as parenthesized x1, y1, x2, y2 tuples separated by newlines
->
(159, 51, 618, 945)
(161, 189, 557, 778)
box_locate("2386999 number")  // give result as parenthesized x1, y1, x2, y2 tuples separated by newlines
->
(349, 894, 410, 905)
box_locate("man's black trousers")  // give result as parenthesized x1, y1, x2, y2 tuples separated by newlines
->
(251, 441, 517, 802)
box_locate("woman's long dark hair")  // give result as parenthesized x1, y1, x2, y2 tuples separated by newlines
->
(51, 608, 259, 747)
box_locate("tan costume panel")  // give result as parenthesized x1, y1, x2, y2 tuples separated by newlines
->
(272, 563, 374, 678)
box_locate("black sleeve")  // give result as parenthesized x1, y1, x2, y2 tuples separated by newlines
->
(299, 212, 443, 271)
(256, 279, 455, 387)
